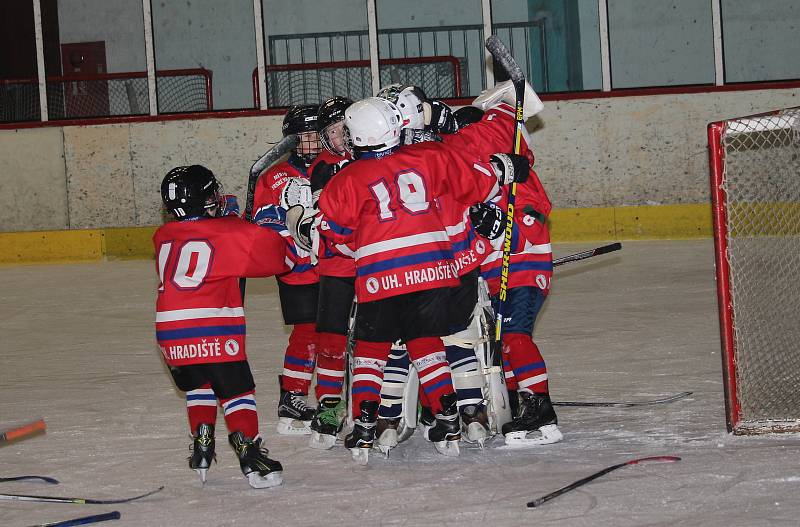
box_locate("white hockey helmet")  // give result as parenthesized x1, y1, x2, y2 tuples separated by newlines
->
(344, 97, 403, 152)
(376, 83, 427, 130)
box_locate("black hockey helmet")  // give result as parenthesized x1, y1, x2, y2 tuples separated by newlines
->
(318, 96, 353, 155)
(282, 104, 320, 136)
(317, 97, 353, 132)
(161, 165, 222, 219)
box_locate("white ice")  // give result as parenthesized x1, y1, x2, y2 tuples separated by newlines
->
(2, 240, 799, 526)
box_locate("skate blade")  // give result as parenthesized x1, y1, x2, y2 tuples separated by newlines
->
(246, 470, 283, 489)
(277, 418, 312, 436)
(434, 439, 461, 457)
(377, 429, 398, 451)
(195, 468, 208, 484)
(502, 424, 563, 448)
(464, 422, 490, 445)
(309, 431, 337, 450)
(350, 447, 370, 465)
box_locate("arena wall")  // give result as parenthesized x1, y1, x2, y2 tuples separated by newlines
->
(0, 86, 797, 262)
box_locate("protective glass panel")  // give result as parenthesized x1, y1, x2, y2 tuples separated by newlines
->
(491, 0, 602, 93)
(261, 0, 370, 107)
(152, 0, 255, 112)
(41, 0, 148, 120)
(376, 0, 483, 98)
(608, 0, 714, 89)
(1, 0, 48, 122)
(721, 0, 800, 83)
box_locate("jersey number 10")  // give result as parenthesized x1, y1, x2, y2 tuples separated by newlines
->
(157, 240, 214, 291)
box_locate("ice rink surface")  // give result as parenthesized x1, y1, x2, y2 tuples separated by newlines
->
(2, 239, 799, 527)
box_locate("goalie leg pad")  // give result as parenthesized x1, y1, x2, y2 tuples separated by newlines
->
(472, 79, 544, 119)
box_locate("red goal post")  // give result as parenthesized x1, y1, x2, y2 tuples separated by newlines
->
(708, 107, 800, 434)
(253, 56, 462, 108)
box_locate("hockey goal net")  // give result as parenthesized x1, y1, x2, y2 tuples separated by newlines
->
(0, 68, 212, 123)
(254, 56, 462, 108)
(708, 107, 800, 434)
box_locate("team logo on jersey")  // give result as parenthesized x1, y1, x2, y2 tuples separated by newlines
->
(224, 339, 240, 356)
(536, 274, 549, 290)
(523, 215, 535, 226)
(475, 240, 486, 255)
(365, 277, 380, 294)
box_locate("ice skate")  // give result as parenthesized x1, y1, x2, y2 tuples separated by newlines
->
(460, 404, 490, 448)
(309, 396, 344, 450)
(228, 431, 283, 488)
(502, 392, 563, 447)
(188, 423, 216, 484)
(424, 393, 461, 457)
(344, 400, 378, 465)
(375, 418, 399, 457)
(277, 381, 315, 435)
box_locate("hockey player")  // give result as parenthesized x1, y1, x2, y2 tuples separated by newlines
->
(315, 97, 530, 462)
(473, 81, 563, 447)
(304, 96, 355, 449)
(155, 165, 288, 488)
(251, 104, 322, 435)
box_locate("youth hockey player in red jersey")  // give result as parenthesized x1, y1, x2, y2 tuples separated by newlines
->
(473, 81, 563, 447)
(303, 96, 355, 449)
(154, 165, 289, 488)
(316, 97, 530, 462)
(251, 105, 322, 436)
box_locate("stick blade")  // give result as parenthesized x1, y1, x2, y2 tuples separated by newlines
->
(485, 35, 524, 83)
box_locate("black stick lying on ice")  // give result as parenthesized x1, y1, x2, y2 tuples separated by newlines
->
(0, 475, 59, 484)
(527, 456, 681, 508)
(552, 391, 692, 408)
(29, 511, 121, 527)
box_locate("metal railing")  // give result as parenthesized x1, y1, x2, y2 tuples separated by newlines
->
(267, 20, 548, 98)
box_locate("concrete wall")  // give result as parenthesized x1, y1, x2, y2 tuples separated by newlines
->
(1, 87, 797, 232)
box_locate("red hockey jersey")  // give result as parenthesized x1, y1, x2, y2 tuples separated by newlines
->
(308, 149, 357, 278)
(318, 142, 500, 302)
(154, 216, 289, 367)
(252, 154, 318, 285)
(480, 168, 553, 295)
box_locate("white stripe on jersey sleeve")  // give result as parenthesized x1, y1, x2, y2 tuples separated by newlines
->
(355, 230, 450, 260)
(156, 306, 245, 322)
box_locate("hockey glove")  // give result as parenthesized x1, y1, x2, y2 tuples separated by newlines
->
(310, 159, 350, 193)
(426, 99, 459, 134)
(401, 128, 443, 145)
(491, 153, 530, 185)
(453, 106, 485, 129)
(469, 202, 505, 240)
(286, 204, 318, 254)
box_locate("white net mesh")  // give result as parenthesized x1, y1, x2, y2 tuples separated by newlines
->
(263, 57, 462, 107)
(717, 107, 800, 432)
(0, 70, 210, 123)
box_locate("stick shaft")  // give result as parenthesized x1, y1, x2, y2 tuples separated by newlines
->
(33, 511, 121, 527)
(0, 419, 46, 444)
(553, 242, 622, 267)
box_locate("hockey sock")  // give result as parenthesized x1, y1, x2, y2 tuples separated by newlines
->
(186, 383, 217, 433)
(314, 332, 347, 401)
(378, 347, 410, 419)
(407, 337, 454, 414)
(351, 340, 390, 419)
(503, 355, 519, 391)
(281, 323, 318, 394)
(220, 391, 258, 438)
(503, 333, 549, 394)
(446, 344, 484, 408)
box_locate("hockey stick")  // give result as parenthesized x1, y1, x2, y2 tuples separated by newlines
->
(240, 134, 299, 299)
(30, 511, 121, 527)
(0, 419, 46, 445)
(485, 35, 526, 355)
(527, 456, 680, 508)
(0, 486, 163, 505)
(0, 476, 59, 484)
(553, 242, 622, 267)
(552, 391, 692, 408)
